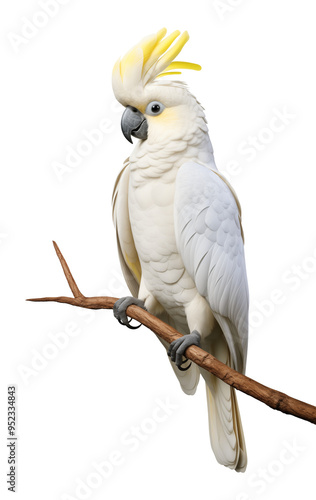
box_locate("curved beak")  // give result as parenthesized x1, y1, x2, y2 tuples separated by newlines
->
(121, 106, 148, 143)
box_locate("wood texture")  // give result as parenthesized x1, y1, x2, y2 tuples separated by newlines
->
(27, 241, 316, 425)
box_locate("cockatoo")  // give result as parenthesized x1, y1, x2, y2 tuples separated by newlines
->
(112, 28, 249, 472)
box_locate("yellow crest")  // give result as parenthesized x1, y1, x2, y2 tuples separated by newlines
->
(112, 28, 201, 104)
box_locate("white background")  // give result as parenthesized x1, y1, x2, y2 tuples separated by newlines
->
(1, 1, 316, 499)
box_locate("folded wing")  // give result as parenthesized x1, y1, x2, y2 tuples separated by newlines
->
(175, 161, 249, 373)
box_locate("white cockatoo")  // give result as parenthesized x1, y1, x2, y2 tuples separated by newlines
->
(112, 28, 249, 471)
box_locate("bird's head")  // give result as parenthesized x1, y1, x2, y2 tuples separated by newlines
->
(112, 28, 203, 145)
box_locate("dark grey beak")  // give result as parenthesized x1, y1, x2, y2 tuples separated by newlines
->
(121, 106, 148, 144)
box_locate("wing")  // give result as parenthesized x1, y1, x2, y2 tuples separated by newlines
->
(112, 158, 141, 297)
(175, 161, 249, 374)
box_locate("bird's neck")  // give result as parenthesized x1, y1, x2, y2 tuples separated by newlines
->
(129, 127, 216, 177)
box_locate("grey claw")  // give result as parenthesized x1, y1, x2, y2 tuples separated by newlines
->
(178, 358, 192, 371)
(167, 331, 201, 369)
(113, 296, 146, 329)
(118, 317, 142, 329)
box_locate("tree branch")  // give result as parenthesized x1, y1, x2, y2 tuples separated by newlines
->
(27, 241, 316, 425)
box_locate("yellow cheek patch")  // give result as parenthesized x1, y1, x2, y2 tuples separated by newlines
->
(147, 107, 179, 124)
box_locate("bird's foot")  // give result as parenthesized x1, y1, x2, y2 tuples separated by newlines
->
(167, 330, 201, 370)
(113, 296, 147, 329)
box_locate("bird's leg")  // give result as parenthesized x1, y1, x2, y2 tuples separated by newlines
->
(167, 330, 201, 370)
(113, 296, 147, 329)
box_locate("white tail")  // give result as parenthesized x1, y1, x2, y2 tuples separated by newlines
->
(205, 377, 247, 471)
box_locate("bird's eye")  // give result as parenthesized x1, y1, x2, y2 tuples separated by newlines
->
(145, 101, 165, 116)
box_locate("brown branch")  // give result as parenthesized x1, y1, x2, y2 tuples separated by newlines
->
(52, 241, 84, 298)
(27, 241, 316, 425)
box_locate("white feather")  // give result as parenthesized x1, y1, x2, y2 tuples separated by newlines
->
(175, 161, 249, 374)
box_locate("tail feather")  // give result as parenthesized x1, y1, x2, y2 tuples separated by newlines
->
(201, 325, 247, 472)
(205, 380, 247, 471)
(231, 388, 247, 471)
(155, 308, 247, 469)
